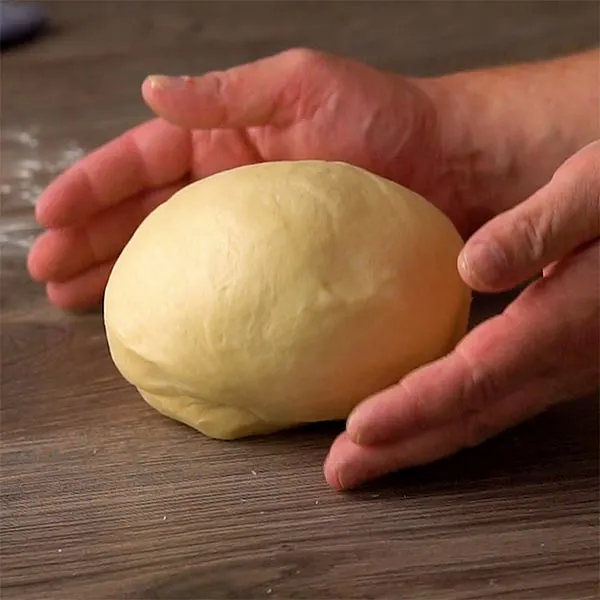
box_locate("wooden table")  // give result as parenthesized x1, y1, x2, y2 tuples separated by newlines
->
(2, 2, 598, 599)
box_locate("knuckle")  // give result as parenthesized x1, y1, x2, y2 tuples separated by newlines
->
(553, 142, 600, 208)
(197, 70, 226, 99)
(199, 71, 229, 126)
(514, 209, 552, 264)
(284, 47, 327, 69)
(454, 345, 500, 414)
(405, 380, 431, 434)
(279, 48, 337, 122)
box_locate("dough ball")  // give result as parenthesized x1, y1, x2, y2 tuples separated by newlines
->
(104, 161, 471, 440)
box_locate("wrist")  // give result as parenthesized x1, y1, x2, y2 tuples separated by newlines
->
(416, 50, 600, 233)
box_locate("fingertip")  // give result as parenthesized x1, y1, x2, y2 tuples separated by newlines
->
(143, 74, 164, 92)
(45, 260, 114, 311)
(27, 231, 63, 282)
(144, 74, 189, 92)
(345, 397, 386, 446)
(141, 75, 200, 128)
(34, 186, 58, 229)
(46, 281, 102, 312)
(141, 75, 160, 108)
(457, 249, 471, 284)
(345, 387, 407, 447)
(27, 237, 44, 282)
(457, 245, 484, 289)
(345, 409, 372, 447)
(324, 433, 366, 491)
(323, 460, 345, 491)
(27, 229, 85, 283)
(33, 175, 81, 229)
(323, 433, 347, 490)
(34, 198, 47, 228)
(344, 413, 362, 445)
(458, 240, 507, 292)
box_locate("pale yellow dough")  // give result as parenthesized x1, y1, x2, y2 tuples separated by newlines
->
(104, 161, 471, 439)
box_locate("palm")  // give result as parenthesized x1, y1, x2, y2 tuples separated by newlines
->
(29, 50, 447, 309)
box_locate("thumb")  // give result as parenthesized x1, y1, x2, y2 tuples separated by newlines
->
(458, 140, 600, 292)
(141, 48, 325, 130)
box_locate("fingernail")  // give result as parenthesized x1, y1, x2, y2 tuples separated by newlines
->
(324, 458, 341, 490)
(147, 75, 192, 91)
(346, 400, 388, 446)
(334, 468, 347, 491)
(460, 240, 506, 286)
(345, 414, 361, 445)
(457, 250, 471, 279)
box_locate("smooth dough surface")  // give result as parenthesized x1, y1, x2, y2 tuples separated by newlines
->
(104, 161, 471, 439)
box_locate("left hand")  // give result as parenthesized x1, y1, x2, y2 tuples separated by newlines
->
(324, 140, 600, 490)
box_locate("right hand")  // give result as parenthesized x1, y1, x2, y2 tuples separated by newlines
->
(28, 48, 461, 310)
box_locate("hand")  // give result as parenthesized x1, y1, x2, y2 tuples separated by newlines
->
(324, 140, 600, 490)
(28, 48, 454, 309)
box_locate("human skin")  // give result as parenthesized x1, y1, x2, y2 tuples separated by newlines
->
(27, 48, 600, 489)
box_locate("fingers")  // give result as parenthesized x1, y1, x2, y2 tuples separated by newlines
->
(28, 183, 183, 283)
(35, 119, 191, 228)
(189, 128, 263, 180)
(142, 48, 331, 130)
(347, 238, 599, 447)
(345, 308, 536, 446)
(325, 382, 549, 490)
(459, 140, 600, 292)
(46, 260, 116, 310)
(331, 241, 599, 488)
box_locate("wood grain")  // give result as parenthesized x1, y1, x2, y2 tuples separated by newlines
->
(1, 2, 598, 599)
